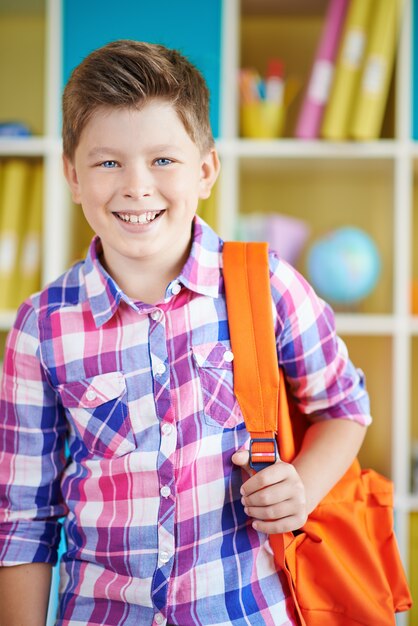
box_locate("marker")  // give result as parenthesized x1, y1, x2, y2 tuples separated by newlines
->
(265, 59, 284, 104)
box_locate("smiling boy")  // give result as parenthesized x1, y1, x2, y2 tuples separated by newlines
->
(65, 100, 219, 305)
(0, 41, 369, 626)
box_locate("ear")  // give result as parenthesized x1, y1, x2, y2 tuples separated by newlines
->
(199, 147, 221, 200)
(62, 153, 82, 204)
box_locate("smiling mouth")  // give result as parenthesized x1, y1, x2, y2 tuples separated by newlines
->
(114, 210, 164, 225)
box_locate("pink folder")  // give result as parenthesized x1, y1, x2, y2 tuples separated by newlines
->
(295, 0, 349, 139)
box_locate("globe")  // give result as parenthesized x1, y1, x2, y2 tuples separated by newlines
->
(307, 227, 381, 305)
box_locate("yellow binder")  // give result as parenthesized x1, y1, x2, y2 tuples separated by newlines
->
(321, 0, 374, 140)
(16, 161, 43, 305)
(410, 513, 418, 625)
(0, 159, 30, 310)
(349, 0, 401, 140)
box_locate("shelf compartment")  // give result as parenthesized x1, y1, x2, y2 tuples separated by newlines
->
(238, 2, 396, 140)
(0, 157, 44, 312)
(241, 0, 329, 17)
(238, 158, 394, 314)
(240, 9, 324, 138)
(0, 1, 46, 136)
(340, 334, 393, 479)
(69, 201, 94, 267)
(411, 338, 418, 496)
(408, 512, 418, 625)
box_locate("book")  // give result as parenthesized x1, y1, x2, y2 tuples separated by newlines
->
(0, 159, 30, 310)
(409, 513, 418, 625)
(349, 0, 401, 140)
(16, 161, 43, 305)
(321, 0, 374, 140)
(295, 0, 350, 139)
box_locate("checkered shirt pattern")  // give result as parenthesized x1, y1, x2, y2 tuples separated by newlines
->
(0, 216, 371, 625)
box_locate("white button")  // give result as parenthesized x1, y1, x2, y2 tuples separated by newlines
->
(171, 281, 181, 295)
(155, 363, 166, 376)
(154, 614, 164, 625)
(224, 350, 234, 362)
(162, 422, 173, 435)
(150, 310, 162, 321)
(159, 550, 170, 564)
(160, 485, 171, 498)
(85, 389, 97, 401)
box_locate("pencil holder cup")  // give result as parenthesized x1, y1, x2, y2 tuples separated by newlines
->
(240, 102, 285, 139)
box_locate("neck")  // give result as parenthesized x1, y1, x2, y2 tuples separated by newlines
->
(101, 243, 190, 305)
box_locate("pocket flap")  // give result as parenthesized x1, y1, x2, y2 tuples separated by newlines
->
(57, 372, 126, 408)
(192, 342, 234, 369)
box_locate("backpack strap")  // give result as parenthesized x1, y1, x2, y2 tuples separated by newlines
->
(223, 241, 306, 626)
(223, 241, 279, 471)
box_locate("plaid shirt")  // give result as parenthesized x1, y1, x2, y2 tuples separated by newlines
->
(0, 216, 371, 626)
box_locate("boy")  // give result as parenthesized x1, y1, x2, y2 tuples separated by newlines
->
(0, 41, 369, 626)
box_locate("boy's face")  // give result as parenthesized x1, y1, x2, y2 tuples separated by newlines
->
(63, 99, 219, 280)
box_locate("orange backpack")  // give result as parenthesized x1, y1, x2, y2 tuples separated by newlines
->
(223, 241, 412, 626)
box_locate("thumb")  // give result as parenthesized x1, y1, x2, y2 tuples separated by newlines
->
(231, 450, 253, 478)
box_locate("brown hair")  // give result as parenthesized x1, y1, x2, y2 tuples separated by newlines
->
(62, 39, 214, 160)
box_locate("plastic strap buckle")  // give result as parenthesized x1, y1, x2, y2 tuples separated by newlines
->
(249, 437, 278, 472)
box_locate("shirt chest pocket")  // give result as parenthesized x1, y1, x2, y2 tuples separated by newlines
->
(192, 342, 245, 430)
(56, 371, 136, 458)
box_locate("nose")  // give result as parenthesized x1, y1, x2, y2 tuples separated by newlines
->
(121, 164, 153, 199)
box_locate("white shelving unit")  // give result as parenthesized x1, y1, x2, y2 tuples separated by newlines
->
(218, 3, 415, 623)
(0, 0, 69, 333)
(0, 0, 416, 622)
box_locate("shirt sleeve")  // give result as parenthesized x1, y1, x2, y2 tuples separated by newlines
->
(0, 300, 68, 566)
(270, 253, 371, 426)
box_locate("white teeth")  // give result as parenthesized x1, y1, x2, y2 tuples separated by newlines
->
(118, 211, 160, 224)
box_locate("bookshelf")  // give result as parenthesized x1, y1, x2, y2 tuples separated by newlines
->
(0, 0, 70, 333)
(218, 1, 415, 624)
(0, 0, 416, 623)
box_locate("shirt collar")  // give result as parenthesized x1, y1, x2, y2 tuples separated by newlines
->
(83, 238, 125, 327)
(178, 215, 222, 299)
(83, 215, 223, 327)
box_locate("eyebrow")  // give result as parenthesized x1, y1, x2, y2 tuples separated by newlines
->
(87, 147, 124, 158)
(87, 145, 182, 158)
(149, 144, 181, 153)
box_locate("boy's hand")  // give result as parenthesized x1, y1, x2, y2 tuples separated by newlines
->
(231, 450, 307, 534)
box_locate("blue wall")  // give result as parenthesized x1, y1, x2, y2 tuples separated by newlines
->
(413, 0, 418, 139)
(62, 0, 222, 137)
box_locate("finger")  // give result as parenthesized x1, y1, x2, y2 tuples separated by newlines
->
(231, 450, 253, 478)
(240, 461, 296, 497)
(252, 513, 307, 535)
(241, 482, 298, 508)
(244, 498, 300, 521)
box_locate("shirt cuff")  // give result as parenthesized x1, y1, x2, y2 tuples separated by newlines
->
(0, 519, 62, 566)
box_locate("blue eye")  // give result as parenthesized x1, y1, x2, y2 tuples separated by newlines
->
(155, 158, 172, 166)
(101, 160, 118, 168)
